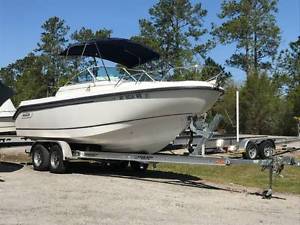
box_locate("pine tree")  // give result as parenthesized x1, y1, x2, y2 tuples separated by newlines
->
(274, 37, 300, 135)
(134, 0, 212, 74)
(13, 54, 47, 105)
(36, 16, 70, 95)
(212, 0, 280, 75)
(71, 27, 112, 42)
(240, 71, 282, 134)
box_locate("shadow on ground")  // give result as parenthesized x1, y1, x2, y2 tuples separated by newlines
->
(0, 162, 24, 182)
(66, 162, 245, 193)
(65, 162, 287, 200)
(0, 162, 23, 173)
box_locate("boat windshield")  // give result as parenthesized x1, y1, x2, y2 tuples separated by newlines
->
(69, 66, 155, 85)
(68, 65, 223, 86)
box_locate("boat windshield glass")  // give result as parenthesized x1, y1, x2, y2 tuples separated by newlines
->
(68, 65, 221, 86)
(70, 66, 155, 85)
(72, 69, 94, 83)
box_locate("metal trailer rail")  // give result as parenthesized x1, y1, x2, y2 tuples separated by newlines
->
(173, 134, 299, 150)
(70, 149, 300, 199)
(0, 135, 33, 148)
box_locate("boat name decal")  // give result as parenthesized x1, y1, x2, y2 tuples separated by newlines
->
(119, 93, 148, 100)
(21, 112, 32, 119)
(133, 155, 154, 161)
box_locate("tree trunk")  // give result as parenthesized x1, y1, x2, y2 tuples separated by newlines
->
(254, 31, 258, 72)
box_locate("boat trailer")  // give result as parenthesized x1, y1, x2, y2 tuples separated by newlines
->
(71, 149, 300, 199)
(26, 138, 300, 199)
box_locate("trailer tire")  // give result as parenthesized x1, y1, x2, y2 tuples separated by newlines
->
(32, 144, 50, 171)
(130, 161, 148, 172)
(49, 144, 67, 174)
(245, 141, 258, 160)
(259, 140, 274, 159)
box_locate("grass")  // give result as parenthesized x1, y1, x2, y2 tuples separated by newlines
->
(150, 163, 300, 194)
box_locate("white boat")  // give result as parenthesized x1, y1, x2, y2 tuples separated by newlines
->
(0, 99, 16, 134)
(14, 38, 223, 154)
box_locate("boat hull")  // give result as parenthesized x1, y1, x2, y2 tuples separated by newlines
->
(15, 87, 221, 153)
(0, 117, 16, 134)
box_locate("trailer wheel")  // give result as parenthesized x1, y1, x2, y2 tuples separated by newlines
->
(32, 144, 50, 171)
(259, 140, 274, 159)
(245, 141, 258, 160)
(130, 161, 148, 172)
(49, 145, 67, 173)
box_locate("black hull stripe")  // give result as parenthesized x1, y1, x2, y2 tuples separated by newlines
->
(13, 86, 223, 119)
(16, 112, 192, 131)
(0, 116, 14, 120)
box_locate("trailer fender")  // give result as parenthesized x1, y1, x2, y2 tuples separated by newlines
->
(55, 141, 72, 160)
(260, 139, 275, 147)
(29, 140, 72, 160)
(238, 138, 275, 151)
(238, 139, 251, 152)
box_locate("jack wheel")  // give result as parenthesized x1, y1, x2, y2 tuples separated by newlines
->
(262, 189, 272, 199)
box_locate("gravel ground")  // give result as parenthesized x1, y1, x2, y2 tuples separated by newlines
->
(0, 160, 300, 225)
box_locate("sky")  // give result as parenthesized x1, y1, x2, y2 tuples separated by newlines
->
(0, 0, 299, 82)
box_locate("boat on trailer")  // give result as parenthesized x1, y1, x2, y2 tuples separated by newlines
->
(14, 38, 223, 154)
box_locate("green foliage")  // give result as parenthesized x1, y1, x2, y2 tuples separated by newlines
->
(273, 37, 300, 135)
(70, 27, 112, 71)
(212, 81, 238, 133)
(275, 36, 300, 92)
(13, 55, 47, 105)
(36, 17, 69, 54)
(36, 16, 70, 95)
(71, 27, 112, 42)
(0, 54, 47, 105)
(0, 65, 16, 89)
(200, 57, 232, 85)
(135, 0, 212, 73)
(172, 57, 232, 85)
(212, 0, 280, 74)
(239, 71, 283, 134)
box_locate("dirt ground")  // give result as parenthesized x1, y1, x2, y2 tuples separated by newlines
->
(0, 147, 300, 225)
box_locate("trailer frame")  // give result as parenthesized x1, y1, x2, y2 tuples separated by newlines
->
(26, 140, 300, 199)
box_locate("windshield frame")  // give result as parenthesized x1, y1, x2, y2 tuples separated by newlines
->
(65, 64, 224, 87)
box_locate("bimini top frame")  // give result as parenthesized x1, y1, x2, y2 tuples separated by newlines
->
(60, 38, 225, 87)
(60, 38, 160, 68)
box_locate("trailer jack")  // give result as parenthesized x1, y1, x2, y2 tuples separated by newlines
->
(261, 155, 299, 199)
